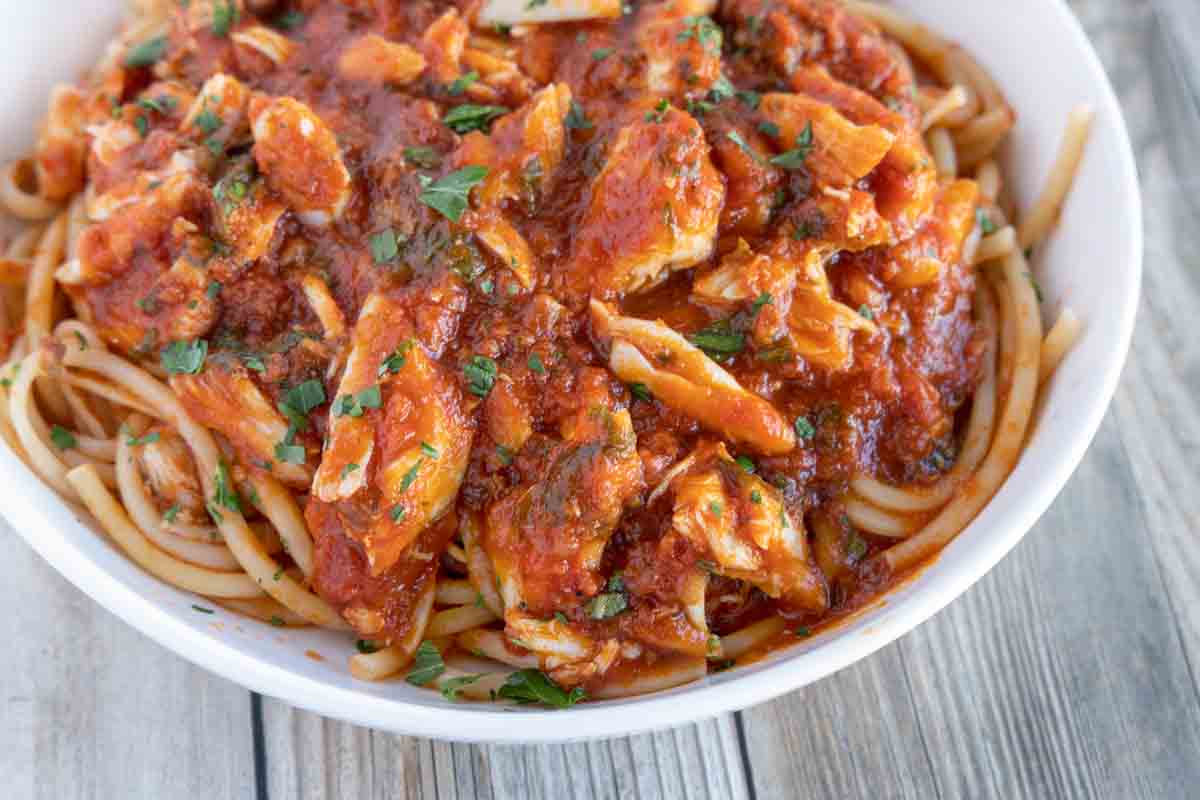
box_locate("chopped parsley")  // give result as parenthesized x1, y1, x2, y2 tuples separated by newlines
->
(50, 425, 76, 450)
(399, 459, 423, 492)
(629, 382, 652, 402)
(441, 675, 481, 702)
(591, 47, 614, 61)
(212, 461, 242, 515)
(1025, 272, 1045, 303)
(527, 354, 546, 375)
(496, 445, 514, 466)
(161, 339, 208, 375)
(977, 208, 998, 235)
(137, 95, 177, 116)
(737, 90, 762, 109)
(405, 641, 446, 686)
(370, 228, 401, 264)
(442, 104, 509, 134)
(274, 441, 306, 465)
(378, 341, 413, 377)
(447, 71, 479, 95)
(126, 431, 161, 447)
(794, 416, 816, 440)
(334, 385, 383, 418)
(497, 669, 586, 708)
(644, 98, 670, 123)
(858, 304, 875, 321)
(757, 120, 780, 138)
(796, 626, 812, 638)
(125, 36, 168, 68)
(194, 109, 222, 136)
(726, 130, 764, 164)
(689, 319, 744, 358)
(355, 639, 380, 654)
(735, 455, 756, 474)
(750, 489, 763, 504)
(206, 280, 222, 300)
(269, 616, 286, 627)
(677, 15, 723, 55)
(709, 500, 724, 517)
(847, 534, 868, 561)
(403, 146, 441, 169)
(390, 505, 406, 523)
(463, 355, 498, 397)
(525, 0, 548, 8)
(586, 591, 628, 619)
(192, 604, 215, 614)
(163, 504, 181, 523)
(273, 10, 306, 31)
(418, 165, 489, 222)
(420, 441, 439, 459)
(211, 0, 239, 37)
(770, 122, 815, 169)
(565, 100, 594, 130)
(278, 380, 326, 429)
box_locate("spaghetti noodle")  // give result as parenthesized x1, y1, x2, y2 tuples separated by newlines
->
(0, 0, 1090, 707)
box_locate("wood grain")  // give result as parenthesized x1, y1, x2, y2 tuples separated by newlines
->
(4, 1, 1200, 799)
(0, 529, 257, 800)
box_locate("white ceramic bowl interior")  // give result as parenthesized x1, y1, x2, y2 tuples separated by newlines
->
(0, 0, 1140, 742)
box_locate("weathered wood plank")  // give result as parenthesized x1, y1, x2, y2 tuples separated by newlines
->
(0, 527, 257, 800)
(261, 697, 751, 800)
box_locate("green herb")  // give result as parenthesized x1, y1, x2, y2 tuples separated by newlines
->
(496, 445, 514, 466)
(379, 342, 412, 377)
(50, 425, 76, 450)
(794, 415, 816, 440)
(607, 574, 625, 593)
(370, 228, 401, 264)
(847, 534, 868, 561)
(696, 559, 717, 574)
(334, 385, 383, 418)
(274, 441, 305, 464)
(591, 47, 613, 61)
(709, 500, 723, 517)
(420, 441, 439, 459)
(440, 675, 481, 702)
(403, 146, 441, 169)
(399, 459, 422, 492)
(418, 165, 489, 222)
(137, 95, 177, 115)
(629, 382, 652, 402)
(793, 219, 820, 240)
(355, 639, 380, 654)
(750, 489, 763, 504)
(161, 339, 208, 374)
(206, 280, 222, 300)
(525, 0, 548, 8)
(858, 304, 874, 321)
(211, 0, 239, 37)
(976, 208, 998, 235)
(163, 504, 181, 523)
(712, 659, 736, 672)
(405, 641, 446, 686)
(677, 15, 723, 55)
(390, 504, 406, 522)
(463, 355, 498, 397)
(447, 71, 480, 97)
(134, 115, 149, 138)
(497, 669, 586, 708)
(689, 320, 744, 358)
(726, 130, 764, 164)
(273, 10, 306, 31)
(135, 295, 158, 313)
(127, 431, 161, 447)
(213, 461, 242, 514)
(752, 292, 773, 312)
(194, 109, 222, 135)
(757, 120, 780, 138)
(341, 463, 359, 478)
(125, 36, 167, 68)
(192, 604, 215, 614)
(770, 122, 815, 169)
(278, 380, 325, 432)
(645, 98, 670, 123)
(1025, 272, 1045, 303)
(565, 100, 594, 130)
(553, 611, 569, 624)
(735, 455, 756, 473)
(269, 615, 285, 627)
(527, 354, 546, 375)
(796, 626, 812, 638)
(708, 76, 735, 102)
(442, 104, 508, 134)
(586, 592, 628, 619)
(737, 90, 761, 109)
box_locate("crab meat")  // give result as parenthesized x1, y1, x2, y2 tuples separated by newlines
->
(484, 370, 644, 616)
(567, 108, 723, 298)
(182, 74, 252, 153)
(211, 162, 287, 264)
(477, 0, 621, 27)
(633, 5, 723, 97)
(137, 425, 207, 524)
(249, 95, 351, 226)
(420, 9, 469, 84)
(758, 92, 895, 187)
(35, 85, 87, 201)
(231, 25, 296, 67)
(311, 289, 472, 575)
(85, 151, 198, 222)
(692, 240, 877, 372)
(338, 34, 426, 86)
(591, 301, 796, 455)
(172, 364, 314, 488)
(665, 443, 827, 612)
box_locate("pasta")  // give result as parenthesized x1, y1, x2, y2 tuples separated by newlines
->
(0, 0, 1090, 707)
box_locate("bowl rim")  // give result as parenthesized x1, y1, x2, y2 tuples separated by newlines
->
(0, 0, 1142, 743)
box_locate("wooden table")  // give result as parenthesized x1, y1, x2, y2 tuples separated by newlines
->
(4, 1, 1197, 797)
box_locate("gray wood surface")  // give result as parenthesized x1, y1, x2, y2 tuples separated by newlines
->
(3, 0, 1198, 797)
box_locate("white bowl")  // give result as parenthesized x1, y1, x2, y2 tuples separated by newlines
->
(0, 0, 1140, 742)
